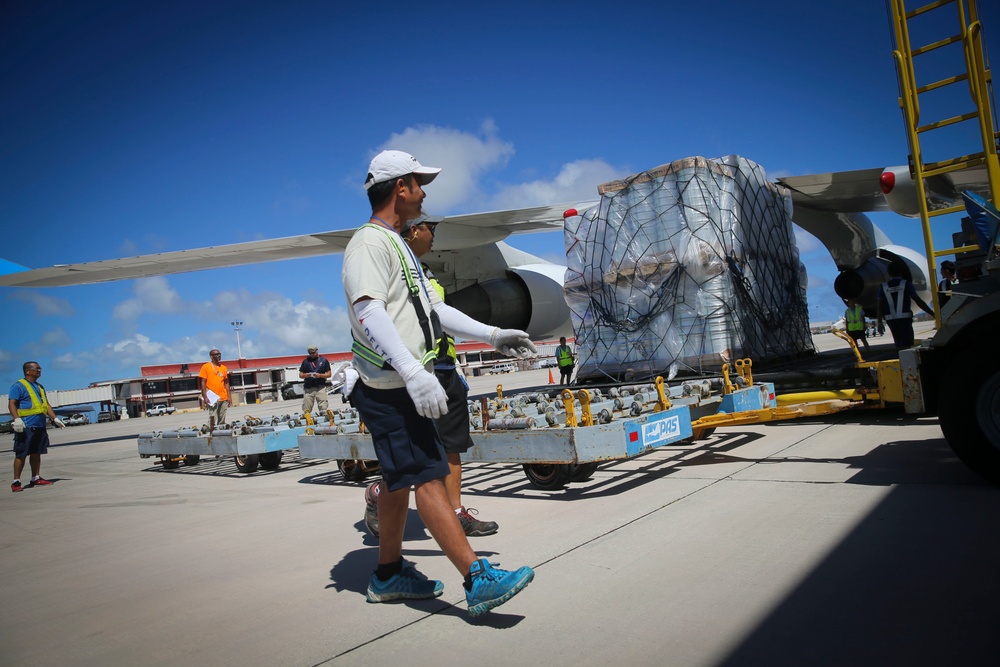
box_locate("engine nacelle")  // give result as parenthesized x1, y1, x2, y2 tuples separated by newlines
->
(833, 243, 932, 313)
(447, 264, 573, 340)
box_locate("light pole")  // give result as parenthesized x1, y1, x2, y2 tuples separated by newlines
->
(232, 320, 243, 359)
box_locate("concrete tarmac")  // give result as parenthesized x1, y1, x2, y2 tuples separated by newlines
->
(3, 325, 998, 666)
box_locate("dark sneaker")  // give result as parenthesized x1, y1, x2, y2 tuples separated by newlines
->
(30, 477, 53, 486)
(366, 563, 444, 603)
(364, 481, 380, 537)
(457, 507, 498, 537)
(465, 558, 534, 617)
(11, 481, 23, 493)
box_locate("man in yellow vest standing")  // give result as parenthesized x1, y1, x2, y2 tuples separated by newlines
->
(844, 298, 870, 350)
(8, 361, 65, 492)
(555, 337, 575, 385)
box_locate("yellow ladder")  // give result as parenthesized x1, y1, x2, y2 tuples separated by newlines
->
(889, 0, 1000, 326)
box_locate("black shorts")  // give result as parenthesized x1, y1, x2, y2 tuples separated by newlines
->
(350, 381, 449, 492)
(434, 368, 474, 455)
(13, 427, 49, 458)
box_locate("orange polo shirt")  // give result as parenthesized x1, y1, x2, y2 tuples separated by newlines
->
(198, 361, 229, 401)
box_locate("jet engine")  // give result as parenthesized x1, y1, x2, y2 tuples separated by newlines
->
(446, 263, 573, 340)
(833, 244, 932, 312)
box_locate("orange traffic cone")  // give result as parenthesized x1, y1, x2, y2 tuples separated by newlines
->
(548, 369, 554, 384)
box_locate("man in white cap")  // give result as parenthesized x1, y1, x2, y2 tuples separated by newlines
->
(342, 149, 537, 616)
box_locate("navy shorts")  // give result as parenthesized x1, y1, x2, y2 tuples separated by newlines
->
(13, 427, 49, 458)
(351, 381, 449, 492)
(434, 368, 474, 455)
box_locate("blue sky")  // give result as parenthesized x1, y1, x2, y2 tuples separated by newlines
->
(3, 0, 997, 391)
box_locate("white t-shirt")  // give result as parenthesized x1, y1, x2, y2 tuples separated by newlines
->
(342, 224, 442, 389)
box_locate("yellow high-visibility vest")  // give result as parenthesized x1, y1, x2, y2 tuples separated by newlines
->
(15, 379, 50, 417)
(845, 304, 865, 332)
(429, 277, 457, 363)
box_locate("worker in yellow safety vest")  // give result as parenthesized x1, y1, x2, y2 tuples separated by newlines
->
(8, 360, 65, 492)
(844, 298, 869, 350)
(555, 336, 575, 385)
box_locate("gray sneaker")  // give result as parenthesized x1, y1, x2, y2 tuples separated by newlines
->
(366, 563, 444, 603)
(457, 507, 498, 537)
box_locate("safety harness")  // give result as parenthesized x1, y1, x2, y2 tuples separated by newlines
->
(351, 223, 441, 370)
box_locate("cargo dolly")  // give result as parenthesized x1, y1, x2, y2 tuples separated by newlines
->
(137, 410, 356, 473)
(299, 359, 856, 490)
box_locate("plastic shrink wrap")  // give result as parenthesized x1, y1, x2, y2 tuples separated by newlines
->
(564, 155, 815, 382)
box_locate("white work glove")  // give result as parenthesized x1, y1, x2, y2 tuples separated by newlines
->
(53, 418, 66, 428)
(490, 328, 538, 358)
(333, 365, 360, 398)
(12, 417, 25, 433)
(354, 299, 449, 419)
(402, 368, 449, 420)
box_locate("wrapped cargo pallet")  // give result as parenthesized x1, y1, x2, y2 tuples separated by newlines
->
(564, 155, 814, 383)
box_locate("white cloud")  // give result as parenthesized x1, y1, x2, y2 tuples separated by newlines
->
(488, 159, 621, 210)
(376, 120, 515, 212)
(112, 276, 190, 321)
(8, 290, 74, 317)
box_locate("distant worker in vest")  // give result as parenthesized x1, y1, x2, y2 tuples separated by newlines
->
(299, 345, 332, 415)
(363, 216, 499, 539)
(938, 260, 956, 309)
(198, 349, 230, 431)
(555, 337, 575, 384)
(343, 149, 535, 615)
(844, 298, 869, 350)
(8, 361, 65, 492)
(877, 264, 934, 350)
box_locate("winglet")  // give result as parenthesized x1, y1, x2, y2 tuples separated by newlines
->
(0, 258, 30, 276)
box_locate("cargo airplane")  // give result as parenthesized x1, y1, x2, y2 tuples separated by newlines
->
(0, 161, 990, 340)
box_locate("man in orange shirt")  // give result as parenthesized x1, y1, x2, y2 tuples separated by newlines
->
(198, 349, 230, 431)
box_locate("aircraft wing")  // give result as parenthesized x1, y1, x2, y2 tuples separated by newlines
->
(0, 202, 592, 289)
(778, 167, 892, 213)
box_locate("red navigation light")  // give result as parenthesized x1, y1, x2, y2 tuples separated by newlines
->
(563, 208, 578, 219)
(879, 170, 895, 194)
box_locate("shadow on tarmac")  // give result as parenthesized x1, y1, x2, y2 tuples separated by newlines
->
(715, 467, 1000, 666)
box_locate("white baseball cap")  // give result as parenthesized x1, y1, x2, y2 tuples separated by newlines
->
(364, 150, 441, 190)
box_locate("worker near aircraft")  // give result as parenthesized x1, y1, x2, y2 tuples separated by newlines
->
(877, 263, 934, 349)
(938, 260, 956, 308)
(363, 215, 499, 539)
(555, 336, 575, 384)
(198, 349, 230, 431)
(342, 149, 535, 615)
(9, 361, 65, 492)
(299, 345, 332, 415)
(844, 298, 870, 350)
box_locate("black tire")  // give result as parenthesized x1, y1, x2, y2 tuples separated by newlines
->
(259, 451, 283, 470)
(234, 454, 260, 473)
(184, 455, 200, 466)
(337, 459, 366, 482)
(938, 354, 1000, 484)
(522, 463, 572, 490)
(569, 462, 600, 482)
(162, 456, 180, 470)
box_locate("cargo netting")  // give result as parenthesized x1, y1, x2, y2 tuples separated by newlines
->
(564, 155, 815, 383)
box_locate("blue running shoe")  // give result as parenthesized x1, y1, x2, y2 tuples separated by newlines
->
(366, 563, 444, 603)
(465, 558, 534, 616)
